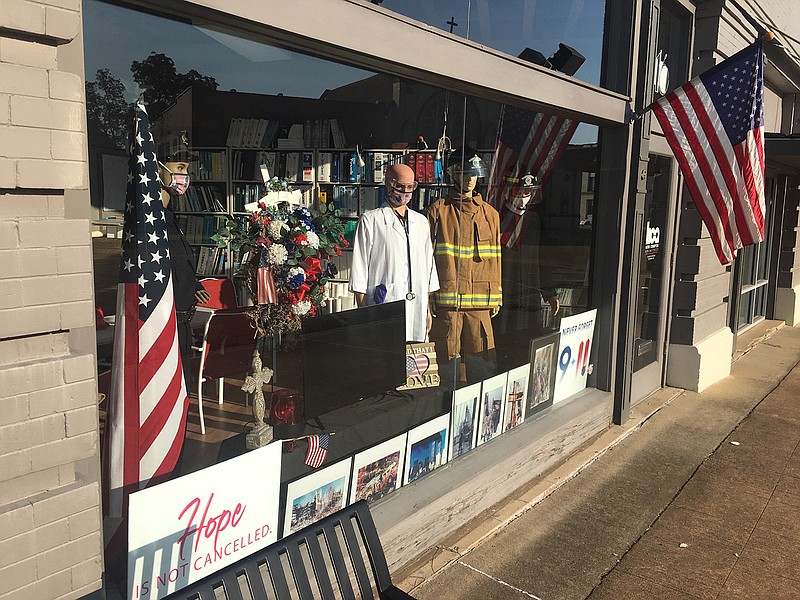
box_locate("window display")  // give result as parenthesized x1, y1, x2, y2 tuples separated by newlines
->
(85, 1, 605, 587)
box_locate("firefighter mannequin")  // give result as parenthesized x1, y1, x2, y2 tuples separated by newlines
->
(424, 148, 502, 384)
(349, 163, 439, 342)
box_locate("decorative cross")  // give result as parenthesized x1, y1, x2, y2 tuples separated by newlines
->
(241, 350, 273, 426)
(447, 17, 458, 33)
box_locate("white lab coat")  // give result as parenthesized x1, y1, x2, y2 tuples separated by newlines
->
(349, 206, 439, 342)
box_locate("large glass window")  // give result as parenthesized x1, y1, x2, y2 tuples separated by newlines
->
(86, 2, 605, 583)
(375, 0, 606, 87)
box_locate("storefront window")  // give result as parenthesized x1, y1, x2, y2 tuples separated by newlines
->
(375, 0, 606, 86)
(85, 2, 604, 583)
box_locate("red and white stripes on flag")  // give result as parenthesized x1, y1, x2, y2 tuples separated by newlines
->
(256, 246, 278, 304)
(103, 102, 189, 523)
(304, 433, 330, 469)
(651, 40, 766, 265)
(486, 106, 578, 250)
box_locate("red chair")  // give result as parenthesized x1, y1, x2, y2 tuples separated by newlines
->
(191, 308, 259, 434)
(198, 277, 238, 309)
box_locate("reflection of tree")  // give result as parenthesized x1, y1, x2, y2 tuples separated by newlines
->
(86, 53, 219, 150)
(131, 52, 218, 121)
(85, 68, 130, 149)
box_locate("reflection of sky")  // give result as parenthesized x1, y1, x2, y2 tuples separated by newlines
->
(82, 0, 600, 144)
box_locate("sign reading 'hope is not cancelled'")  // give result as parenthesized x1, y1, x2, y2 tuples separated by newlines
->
(127, 442, 282, 600)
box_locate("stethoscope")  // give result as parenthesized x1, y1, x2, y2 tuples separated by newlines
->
(392, 208, 416, 301)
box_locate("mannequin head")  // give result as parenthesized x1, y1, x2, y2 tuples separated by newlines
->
(156, 130, 197, 206)
(385, 163, 417, 212)
(158, 161, 190, 207)
(447, 147, 487, 194)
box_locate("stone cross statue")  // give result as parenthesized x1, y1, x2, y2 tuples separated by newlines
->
(242, 349, 274, 449)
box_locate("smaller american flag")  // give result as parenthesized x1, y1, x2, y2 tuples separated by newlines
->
(304, 433, 330, 468)
(406, 354, 430, 377)
(256, 246, 277, 304)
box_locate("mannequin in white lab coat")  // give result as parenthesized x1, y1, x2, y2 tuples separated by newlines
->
(349, 163, 439, 342)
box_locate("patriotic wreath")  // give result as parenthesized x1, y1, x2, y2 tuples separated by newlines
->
(213, 177, 347, 336)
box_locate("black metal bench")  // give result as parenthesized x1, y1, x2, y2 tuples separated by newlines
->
(175, 500, 415, 600)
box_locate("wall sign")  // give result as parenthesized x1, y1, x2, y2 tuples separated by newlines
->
(553, 309, 597, 404)
(127, 442, 282, 600)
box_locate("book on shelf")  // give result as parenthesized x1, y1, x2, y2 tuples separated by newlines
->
(301, 152, 314, 183)
(317, 152, 332, 183)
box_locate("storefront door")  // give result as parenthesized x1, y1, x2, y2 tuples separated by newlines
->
(629, 154, 677, 405)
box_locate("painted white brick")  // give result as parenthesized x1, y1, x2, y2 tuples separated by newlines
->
(0, 194, 49, 217)
(0, 413, 65, 453)
(0, 94, 9, 124)
(55, 245, 91, 274)
(0, 529, 35, 569)
(30, 431, 96, 471)
(19, 218, 88, 248)
(67, 507, 100, 541)
(44, 5, 80, 41)
(11, 331, 70, 362)
(58, 463, 75, 486)
(0, 556, 36, 596)
(60, 299, 94, 329)
(39, 0, 81, 11)
(0, 503, 33, 539)
(10, 95, 83, 130)
(0, 448, 32, 483)
(17, 158, 87, 190)
(65, 405, 96, 437)
(19, 247, 57, 277)
(0, 249, 22, 277)
(51, 130, 85, 161)
(0, 358, 63, 397)
(0, 278, 23, 309)
(31, 482, 99, 527)
(22, 272, 93, 305)
(0, 393, 28, 426)
(48, 70, 83, 102)
(62, 352, 94, 384)
(33, 518, 70, 554)
(0, 305, 61, 338)
(0, 63, 48, 97)
(0, 159, 15, 187)
(1, 568, 71, 600)
(28, 378, 94, 418)
(0, 0, 46, 36)
(0, 221, 19, 250)
(36, 532, 100, 578)
(70, 556, 103, 589)
(0, 38, 56, 69)
(0, 468, 60, 506)
(48, 195, 65, 217)
(0, 125, 51, 159)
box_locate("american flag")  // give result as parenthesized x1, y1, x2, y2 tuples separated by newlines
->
(256, 245, 277, 304)
(651, 40, 765, 265)
(487, 105, 578, 250)
(304, 433, 330, 469)
(406, 354, 430, 377)
(103, 102, 189, 520)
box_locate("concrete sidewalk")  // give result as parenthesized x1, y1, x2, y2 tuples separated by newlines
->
(403, 325, 800, 600)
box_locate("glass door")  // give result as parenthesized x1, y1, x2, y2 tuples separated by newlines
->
(630, 155, 676, 405)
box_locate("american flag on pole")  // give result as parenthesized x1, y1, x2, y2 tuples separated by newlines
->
(103, 102, 189, 522)
(256, 245, 278, 304)
(304, 433, 330, 469)
(651, 40, 765, 265)
(487, 105, 578, 250)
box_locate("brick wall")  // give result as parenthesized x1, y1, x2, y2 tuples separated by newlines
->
(0, 1, 103, 599)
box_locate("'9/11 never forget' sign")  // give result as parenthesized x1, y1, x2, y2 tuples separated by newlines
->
(127, 442, 282, 600)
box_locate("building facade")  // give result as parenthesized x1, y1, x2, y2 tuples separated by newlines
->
(0, 1, 798, 598)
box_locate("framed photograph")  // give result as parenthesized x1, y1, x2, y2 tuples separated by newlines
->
(404, 414, 449, 485)
(528, 331, 560, 415)
(284, 458, 351, 536)
(350, 434, 407, 504)
(477, 373, 507, 446)
(504, 364, 530, 432)
(449, 382, 481, 461)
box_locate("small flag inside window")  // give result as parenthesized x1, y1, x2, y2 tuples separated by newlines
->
(304, 433, 330, 468)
